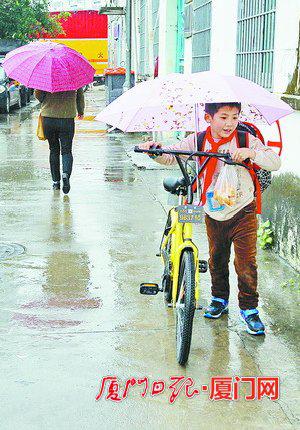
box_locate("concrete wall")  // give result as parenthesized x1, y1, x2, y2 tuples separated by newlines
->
(273, 0, 300, 94)
(262, 173, 300, 272)
(184, 37, 193, 73)
(158, 0, 178, 76)
(210, 0, 238, 74)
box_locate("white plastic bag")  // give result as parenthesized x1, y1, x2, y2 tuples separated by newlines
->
(213, 164, 238, 207)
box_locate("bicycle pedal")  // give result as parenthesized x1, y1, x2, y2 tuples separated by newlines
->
(140, 283, 161, 295)
(199, 260, 208, 273)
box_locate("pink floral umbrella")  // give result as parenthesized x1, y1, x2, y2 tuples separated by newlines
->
(2, 41, 95, 92)
(95, 71, 293, 132)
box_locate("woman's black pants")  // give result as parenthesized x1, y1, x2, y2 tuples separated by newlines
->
(43, 117, 75, 182)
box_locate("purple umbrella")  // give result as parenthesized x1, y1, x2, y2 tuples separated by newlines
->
(2, 41, 95, 92)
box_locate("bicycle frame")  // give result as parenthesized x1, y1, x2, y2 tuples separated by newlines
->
(158, 153, 205, 308)
(158, 151, 241, 309)
(134, 146, 249, 309)
(160, 205, 200, 308)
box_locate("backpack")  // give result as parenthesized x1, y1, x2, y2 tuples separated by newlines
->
(197, 121, 283, 193)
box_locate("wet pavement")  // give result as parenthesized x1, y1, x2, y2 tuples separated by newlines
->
(0, 87, 299, 429)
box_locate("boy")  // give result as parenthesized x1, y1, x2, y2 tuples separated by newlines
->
(138, 102, 281, 335)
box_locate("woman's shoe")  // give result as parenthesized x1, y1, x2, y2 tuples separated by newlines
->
(53, 181, 60, 190)
(62, 173, 70, 194)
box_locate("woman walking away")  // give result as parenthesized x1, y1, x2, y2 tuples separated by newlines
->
(34, 89, 85, 194)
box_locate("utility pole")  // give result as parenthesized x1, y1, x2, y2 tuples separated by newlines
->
(123, 0, 132, 91)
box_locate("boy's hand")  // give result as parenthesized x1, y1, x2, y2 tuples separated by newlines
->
(138, 141, 162, 159)
(138, 141, 161, 150)
(231, 148, 256, 163)
(77, 114, 84, 120)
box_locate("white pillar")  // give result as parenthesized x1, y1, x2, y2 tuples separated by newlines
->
(210, 0, 238, 75)
(158, 0, 177, 76)
(184, 37, 193, 73)
(273, 0, 300, 94)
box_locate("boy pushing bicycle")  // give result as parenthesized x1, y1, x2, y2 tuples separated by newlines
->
(138, 102, 281, 335)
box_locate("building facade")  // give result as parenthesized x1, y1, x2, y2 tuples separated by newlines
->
(108, 0, 299, 97)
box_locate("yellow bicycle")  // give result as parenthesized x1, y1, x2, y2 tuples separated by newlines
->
(134, 146, 245, 365)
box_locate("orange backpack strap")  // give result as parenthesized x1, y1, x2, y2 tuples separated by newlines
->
(266, 120, 283, 156)
(249, 168, 262, 214)
(242, 121, 265, 144)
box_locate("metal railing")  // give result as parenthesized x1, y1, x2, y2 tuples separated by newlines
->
(192, 0, 212, 72)
(236, 0, 276, 90)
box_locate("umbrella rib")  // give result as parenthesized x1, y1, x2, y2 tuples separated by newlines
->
(26, 54, 47, 89)
(3, 51, 44, 86)
(55, 55, 84, 91)
(57, 56, 73, 90)
(122, 105, 149, 131)
(52, 57, 63, 92)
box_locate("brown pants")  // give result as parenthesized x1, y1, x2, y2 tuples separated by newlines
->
(205, 200, 259, 310)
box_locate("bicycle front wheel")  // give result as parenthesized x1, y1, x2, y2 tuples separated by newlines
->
(176, 249, 196, 366)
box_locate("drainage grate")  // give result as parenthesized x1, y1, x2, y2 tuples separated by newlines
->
(0, 243, 26, 260)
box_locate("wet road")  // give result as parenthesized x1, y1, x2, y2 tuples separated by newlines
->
(0, 88, 299, 429)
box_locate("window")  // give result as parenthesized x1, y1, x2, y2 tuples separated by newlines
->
(236, 0, 276, 90)
(192, 0, 212, 72)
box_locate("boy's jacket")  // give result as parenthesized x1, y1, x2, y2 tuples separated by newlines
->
(155, 128, 280, 221)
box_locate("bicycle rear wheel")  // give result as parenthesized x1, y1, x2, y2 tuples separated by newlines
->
(176, 249, 196, 366)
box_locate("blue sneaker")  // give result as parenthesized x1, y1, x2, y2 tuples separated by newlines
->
(204, 297, 228, 319)
(240, 309, 265, 335)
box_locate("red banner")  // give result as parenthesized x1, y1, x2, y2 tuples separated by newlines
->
(46, 10, 108, 39)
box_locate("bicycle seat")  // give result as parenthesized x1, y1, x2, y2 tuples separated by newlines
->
(163, 176, 187, 195)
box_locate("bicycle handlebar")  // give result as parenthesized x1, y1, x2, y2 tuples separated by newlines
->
(133, 146, 250, 170)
